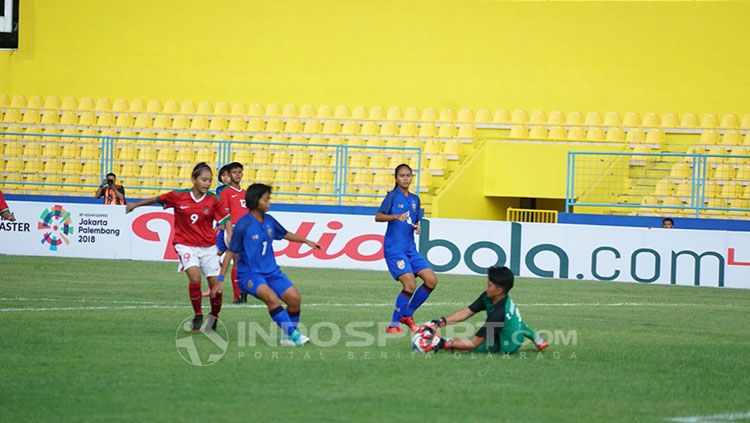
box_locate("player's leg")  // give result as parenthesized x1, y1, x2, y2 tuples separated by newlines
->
(519, 320, 549, 351)
(176, 244, 204, 332)
(404, 255, 437, 319)
(279, 286, 301, 330)
(391, 272, 417, 333)
(199, 246, 224, 331)
(272, 273, 309, 346)
(253, 283, 295, 336)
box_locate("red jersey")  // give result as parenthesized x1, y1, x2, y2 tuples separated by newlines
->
(158, 189, 229, 247)
(220, 185, 248, 224)
(0, 190, 9, 215)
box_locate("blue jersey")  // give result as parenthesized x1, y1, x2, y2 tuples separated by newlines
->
(228, 213, 288, 280)
(377, 189, 422, 254)
(216, 184, 227, 196)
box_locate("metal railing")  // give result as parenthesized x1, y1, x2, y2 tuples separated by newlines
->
(566, 151, 750, 218)
(0, 132, 422, 205)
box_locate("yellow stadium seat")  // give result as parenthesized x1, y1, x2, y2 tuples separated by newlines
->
(679, 112, 698, 128)
(529, 110, 546, 125)
(351, 105, 368, 120)
(93, 98, 110, 112)
(133, 114, 153, 128)
(77, 111, 96, 126)
(322, 120, 341, 135)
(720, 183, 741, 199)
(138, 146, 157, 161)
(492, 109, 510, 124)
(417, 122, 437, 138)
(175, 148, 196, 164)
(700, 113, 719, 129)
(2, 109, 21, 124)
(473, 109, 491, 123)
(604, 112, 621, 126)
(566, 111, 584, 126)
(159, 99, 178, 114)
(427, 156, 447, 173)
(143, 99, 161, 114)
(214, 101, 230, 115)
(302, 119, 321, 134)
(246, 118, 264, 132)
(360, 121, 379, 136)
(740, 114, 750, 130)
(423, 140, 441, 155)
(509, 125, 528, 139)
(209, 117, 227, 131)
(443, 139, 461, 156)
(584, 111, 602, 126)
(457, 108, 474, 123)
(383, 138, 403, 149)
(660, 112, 679, 128)
(567, 127, 586, 141)
(547, 126, 566, 140)
(229, 102, 247, 116)
(349, 154, 368, 169)
(177, 100, 195, 115)
(728, 198, 749, 214)
(0, 94, 7, 107)
(586, 127, 605, 141)
(27, 95, 43, 109)
(623, 112, 641, 127)
(398, 122, 417, 137)
(114, 113, 134, 128)
(9, 94, 26, 108)
(81, 161, 99, 176)
(626, 128, 645, 144)
(189, 116, 209, 131)
(421, 108, 438, 122)
(227, 117, 246, 131)
(110, 98, 128, 113)
(281, 119, 301, 133)
(606, 127, 625, 142)
(705, 198, 727, 210)
(439, 108, 456, 122)
(735, 166, 750, 182)
(457, 124, 476, 138)
(80, 144, 100, 159)
(61, 160, 83, 175)
(245, 102, 263, 117)
(317, 105, 333, 119)
(707, 146, 726, 157)
(743, 185, 750, 200)
(528, 125, 547, 140)
(720, 114, 739, 129)
(196, 101, 213, 115)
(727, 149, 748, 165)
(282, 104, 299, 118)
(21, 110, 41, 124)
(369, 106, 385, 120)
(96, 113, 115, 127)
(126, 99, 144, 114)
(720, 130, 742, 146)
(265, 118, 284, 133)
(290, 152, 310, 167)
(642, 112, 660, 127)
(153, 115, 172, 129)
(379, 122, 398, 137)
(511, 109, 528, 124)
(58, 96, 77, 110)
(704, 181, 721, 199)
(699, 129, 719, 145)
(654, 179, 672, 197)
(437, 124, 456, 138)
(645, 128, 665, 144)
(712, 163, 735, 181)
(22, 142, 42, 157)
(42, 95, 59, 109)
(43, 160, 62, 174)
(334, 105, 350, 119)
(231, 150, 253, 164)
(341, 121, 360, 135)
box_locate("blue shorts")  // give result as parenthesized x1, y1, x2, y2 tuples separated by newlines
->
(239, 270, 294, 299)
(384, 250, 431, 280)
(216, 229, 227, 253)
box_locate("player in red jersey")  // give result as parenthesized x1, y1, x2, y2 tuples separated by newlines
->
(0, 189, 15, 221)
(219, 162, 249, 304)
(126, 162, 232, 332)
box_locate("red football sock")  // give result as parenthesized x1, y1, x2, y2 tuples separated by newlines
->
(231, 266, 240, 301)
(210, 292, 223, 318)
(189, 283, 203, 316)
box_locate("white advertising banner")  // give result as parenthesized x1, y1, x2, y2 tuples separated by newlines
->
(2, 201, 749, 289)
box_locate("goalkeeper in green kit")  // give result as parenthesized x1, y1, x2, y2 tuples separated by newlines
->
(417, 266, 549, 353)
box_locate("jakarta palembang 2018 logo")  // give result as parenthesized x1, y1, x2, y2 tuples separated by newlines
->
(38, 205, 74, 251)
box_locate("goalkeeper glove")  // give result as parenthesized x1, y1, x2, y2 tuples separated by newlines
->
(431, 317, 447, 328)
(436, 337, 454, 352)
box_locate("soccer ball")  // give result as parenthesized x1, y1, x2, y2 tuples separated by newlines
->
(412, 330, 440, 353)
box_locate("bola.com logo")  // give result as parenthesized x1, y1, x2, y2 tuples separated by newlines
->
(38, 205, 74, 251)
(175, 316, 229, 366)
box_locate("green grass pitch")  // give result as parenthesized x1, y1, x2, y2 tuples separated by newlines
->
(1, 255, 748, 422)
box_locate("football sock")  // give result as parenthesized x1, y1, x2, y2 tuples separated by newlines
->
(231, 266, 240, 301)
(210, 292, 222, 318)
(389, 290, 413, 327)
(288, 310, 300, 330)
(520, 321, 542, 345)
(188, 283, 203, 316)
(269, 305, 296, 336)
(405, 284, 434, 317)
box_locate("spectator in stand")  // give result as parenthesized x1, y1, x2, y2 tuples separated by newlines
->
(95, 173, 126, 205)
(662, 217, 674, 229)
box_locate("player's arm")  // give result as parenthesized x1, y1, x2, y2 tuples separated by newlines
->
(284, 231, 322, 250)
(125, 196, 159, 213)
(218, 251, 236, 284)
(375, 211, 409, 223)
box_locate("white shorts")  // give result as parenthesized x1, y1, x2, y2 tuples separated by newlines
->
(174, 244, 221, 277)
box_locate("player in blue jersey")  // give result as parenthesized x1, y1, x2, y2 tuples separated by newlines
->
(218, 183, 322, 346)
(375, 163, 438, 334)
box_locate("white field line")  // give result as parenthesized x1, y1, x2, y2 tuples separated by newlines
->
(665, 411, 750, 422)
(0, 297, 747, 313)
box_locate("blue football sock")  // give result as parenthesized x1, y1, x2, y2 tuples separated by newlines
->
(269, 306, 295, 336)
(288, 310, 300, 330)
(390, 290, 413, 327)
(405, 284, 434, 318)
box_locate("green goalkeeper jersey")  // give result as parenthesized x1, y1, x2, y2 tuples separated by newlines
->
(468, 293, 526, 354)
